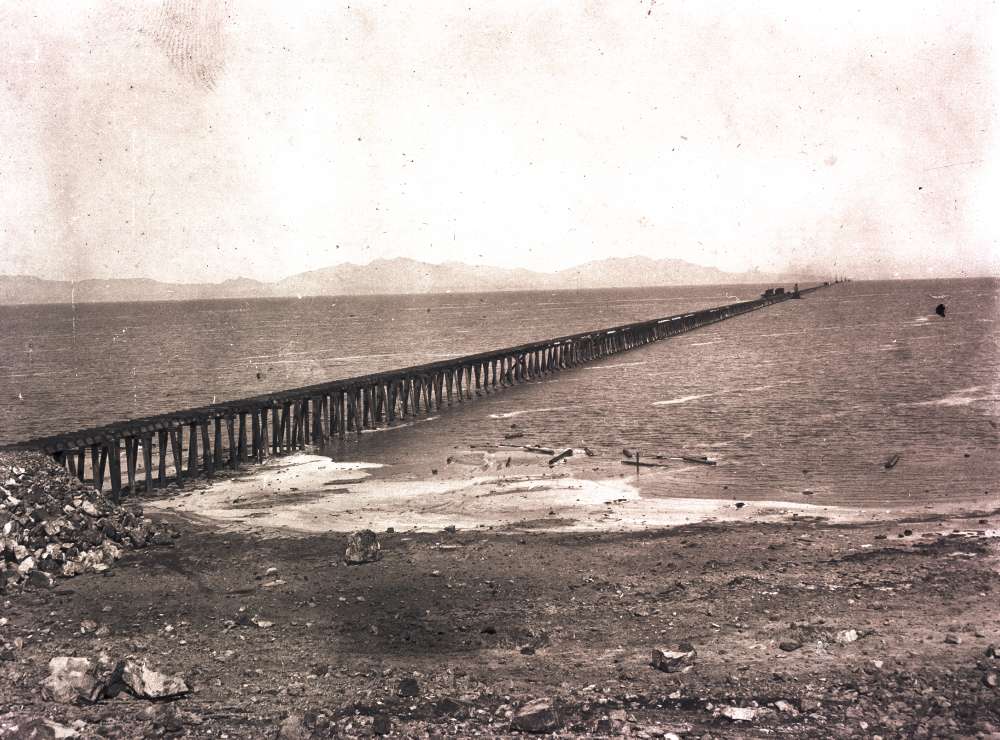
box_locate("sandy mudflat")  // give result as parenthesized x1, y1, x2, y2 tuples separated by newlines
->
(146, 450, 877, 536)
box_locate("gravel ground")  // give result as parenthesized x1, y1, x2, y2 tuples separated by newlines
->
(1, 454, 999, 738)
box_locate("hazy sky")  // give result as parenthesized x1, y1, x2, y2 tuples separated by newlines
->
(1, 1, 997, 283)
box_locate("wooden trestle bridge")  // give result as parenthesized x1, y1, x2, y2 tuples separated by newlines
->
(4, 283, 834, 501)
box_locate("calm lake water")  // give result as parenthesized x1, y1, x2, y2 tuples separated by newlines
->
(2, 279, 998, 507)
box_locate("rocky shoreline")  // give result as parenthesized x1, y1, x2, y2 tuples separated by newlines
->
(1, 451, 175, 595)
(0, 453, 998, 738)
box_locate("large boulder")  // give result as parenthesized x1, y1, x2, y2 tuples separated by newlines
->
(651, 645, 696, 673)
(40, 657, 102, 704)
(512, 698, 560, 733)
(121, 659, 190, 699)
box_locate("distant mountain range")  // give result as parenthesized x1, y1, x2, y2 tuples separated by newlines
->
(0, 257, 820, 305)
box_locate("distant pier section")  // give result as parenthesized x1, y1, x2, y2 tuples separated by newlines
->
(4, 281, 839, 500)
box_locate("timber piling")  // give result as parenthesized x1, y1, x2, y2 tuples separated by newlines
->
(3, 283, 835, 501)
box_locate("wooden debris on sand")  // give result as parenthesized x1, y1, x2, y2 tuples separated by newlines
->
(548, 449, 573, 466)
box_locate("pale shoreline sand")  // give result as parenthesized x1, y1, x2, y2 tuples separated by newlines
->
(146, 449, 986, 536)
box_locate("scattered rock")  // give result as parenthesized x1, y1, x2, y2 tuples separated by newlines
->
(651, 646, 696, 673)
(779, 640, 801, 652)
(512, 698, 560, 733)
(27, 570, 53, 589)
(141, 704, 186, 733)
(274, 713, 311, 740)
(40, 657, 101, 704)
(16, 556, 35, 577)
(372, 715, 392, 736)
(834, 629, 859, 645)
(984, 672, 998, 689)
(121, 659, 189, 699)
(2, 716, 79, 739)
(595, 717, 622, 734)
(774, 700, 799, 716)
(945, 633, 962, 645)
(398, 677, 419, 697)
(718, 706, 766, 722)
(1, 452, 155, 594)
(344, 530, 382, 564)
(800, 698, 821, 713)
(434, 697, 469, 718)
